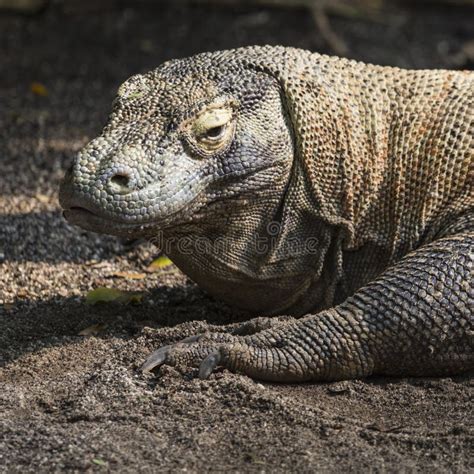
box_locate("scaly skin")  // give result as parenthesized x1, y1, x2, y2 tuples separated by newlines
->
(60, 46, 473, 382)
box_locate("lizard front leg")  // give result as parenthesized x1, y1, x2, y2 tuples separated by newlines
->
(142, 233, 473, 382)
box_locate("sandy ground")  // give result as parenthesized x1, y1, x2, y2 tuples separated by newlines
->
(1, 2, 473, 472)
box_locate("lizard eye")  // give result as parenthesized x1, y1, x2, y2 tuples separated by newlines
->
(203, 124, 226, 141)
(191, 106, 235, 153)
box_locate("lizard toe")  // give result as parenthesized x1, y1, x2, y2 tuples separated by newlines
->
(141, 332, 236, 375)
(141, 346, 168, 372)
(141, 329, 312, 382)
(199, 351, 222, 379)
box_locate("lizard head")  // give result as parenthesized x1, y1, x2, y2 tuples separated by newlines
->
(59, 54, 294, 238)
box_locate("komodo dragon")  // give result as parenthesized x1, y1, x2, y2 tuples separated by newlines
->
(60, 46, 473, 382)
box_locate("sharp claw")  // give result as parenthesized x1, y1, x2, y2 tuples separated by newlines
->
(199, 351, 221, 380)
(141, 345, 171, 373)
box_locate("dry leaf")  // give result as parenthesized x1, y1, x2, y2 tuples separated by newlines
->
(85, 287, 144, 305)
(78, 323, 107, 336)
(146, 255, 173, 272)
(111, 271, 147, 280)
(30, 82, 48, 96)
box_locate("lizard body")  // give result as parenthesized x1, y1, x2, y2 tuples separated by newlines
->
(60, 46, 473, 382)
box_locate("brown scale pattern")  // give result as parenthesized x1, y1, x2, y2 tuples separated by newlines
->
(159, 48, 472, 380)
(62, 46, 473, 381)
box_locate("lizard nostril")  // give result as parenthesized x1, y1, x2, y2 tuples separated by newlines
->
(109, 173, 132, 194)
(111, 174, 130, 187)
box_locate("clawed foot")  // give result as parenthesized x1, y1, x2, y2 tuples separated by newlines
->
(141, 317, 298, 380)
(141, 332, 242, 379)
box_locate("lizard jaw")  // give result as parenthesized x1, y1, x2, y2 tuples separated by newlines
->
(62, 206, 156, 237)
(59, 165, 209, 237)
(60, 190, 206, 238)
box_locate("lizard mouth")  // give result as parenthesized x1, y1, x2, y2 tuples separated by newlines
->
(64, 206, 107, 224)
(59, 172, 207, 237)
(67, 206, 95, 216)
(62, 205, 160, 237)
(61, 198, 203, 237)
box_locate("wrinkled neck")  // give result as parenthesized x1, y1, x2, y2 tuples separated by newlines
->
(160, 168, 337, 314)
